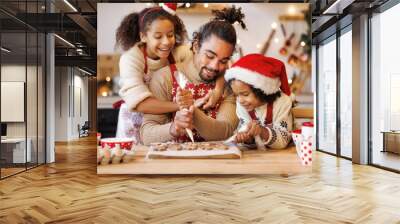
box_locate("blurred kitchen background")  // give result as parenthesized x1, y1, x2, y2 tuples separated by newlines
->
(97, 3, 312, 138)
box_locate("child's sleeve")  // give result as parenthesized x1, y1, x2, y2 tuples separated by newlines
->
(118, 48, 153, 111)
(236, 101, 252, 132)
(263, 95, 293, 149)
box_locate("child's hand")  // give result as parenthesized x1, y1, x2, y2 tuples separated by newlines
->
(246, 121, 269, 141)
(203, 89, 223, 110)
(176, 87, 193, 109)
(235, 132, 253, 144)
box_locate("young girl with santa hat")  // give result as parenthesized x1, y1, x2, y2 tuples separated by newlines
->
(115, 3, 225, 143)
(224, 54, 293, 149)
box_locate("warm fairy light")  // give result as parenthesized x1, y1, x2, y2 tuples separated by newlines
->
(237, 39, 241, 44)
(300, 41, 306, 47)
(288, 6, 296, 14)
(106, 76, 111, 82)
(63, 0, 78, 12)
(288, 79, 293, 84)
(256, 44, 261, 49)
(274, 38, 279, 43)
(146, 3, 152, 6)
(204, 3, 209, 8)
(185, 3, 191, 8)
(271, 22, 278, 29)
(101, 92, 108, 97)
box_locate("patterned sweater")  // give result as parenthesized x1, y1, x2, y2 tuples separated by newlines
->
(236, 93, 293, 149)
(140, 58, 239, 145)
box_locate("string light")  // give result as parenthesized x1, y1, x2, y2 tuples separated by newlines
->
(1, 47, 11, 53)
(204, 3, 209, 8)
(274, 38, 279, 43)
(271, 22, 278, 29)
(300, 41, 306, 47)
(237, 39, 241, 44)
(106, 76, 111, 82)
(288, 6, 296, 14)
(101, 92, 108, 97)
(185, 3, 191, 8)
(256, 44, 261, 49)
(63, 0, 78, 12)
(54, 34, 75, 48)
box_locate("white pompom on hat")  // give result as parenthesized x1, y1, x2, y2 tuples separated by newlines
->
(225, 54, 292, 98)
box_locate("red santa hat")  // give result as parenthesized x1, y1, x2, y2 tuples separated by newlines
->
(162, 3, 177, 15)
(225, 54, 292, 97)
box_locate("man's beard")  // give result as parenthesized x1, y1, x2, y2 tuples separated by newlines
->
(199, 67, 223, 83)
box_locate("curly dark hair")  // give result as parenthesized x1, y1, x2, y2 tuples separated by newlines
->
(191, 5, 246, 51)
(250, 86, 281, 104)
(227, 79, 281, 104)
(116, 7, 188, 51)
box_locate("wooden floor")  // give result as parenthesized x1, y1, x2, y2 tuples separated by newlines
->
(1, 136, 400, 223)
(373, 151, 400, 171)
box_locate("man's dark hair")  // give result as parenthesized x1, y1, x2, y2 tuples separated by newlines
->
(191, 6, 246, 51)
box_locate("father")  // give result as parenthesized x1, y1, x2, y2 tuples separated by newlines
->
(140, 6, 246, 144)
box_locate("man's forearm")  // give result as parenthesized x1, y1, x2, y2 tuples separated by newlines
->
(193, 108, 237, 141)
(141, 121, 174, 145)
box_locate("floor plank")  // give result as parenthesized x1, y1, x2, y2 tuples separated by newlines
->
(1, 135, 400, 223)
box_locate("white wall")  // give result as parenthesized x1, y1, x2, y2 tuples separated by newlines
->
(55, 66, 68, 141)
(54, 67, 89, 141)
(1, 64, 46, 163)
(98, 3, 148, 55)
(1, 65, 34, 138)
(97, 3, 309, 79)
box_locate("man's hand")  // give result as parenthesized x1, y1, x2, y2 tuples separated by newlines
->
(194, 92, 211, 109)
(203, 89, 223, 110)
(169, 105, 194, 137)
(176, 87, 193, 110)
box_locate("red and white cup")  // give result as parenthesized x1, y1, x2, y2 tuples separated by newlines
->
(100, 138, 135, 151)
(299, 139, 313, 166)
(292, 129, 313, 166)
(292, 129, 302, 145)
(301, 122, 314, 140)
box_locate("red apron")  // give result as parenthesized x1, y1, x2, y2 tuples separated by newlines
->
(115, 45, 176, 143)
(248, 103, 273, 126)
(169, 64, 222, 142)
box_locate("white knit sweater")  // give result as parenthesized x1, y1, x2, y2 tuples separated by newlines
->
(118, 44, 192, 111)
(236, 93, 293, 149)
